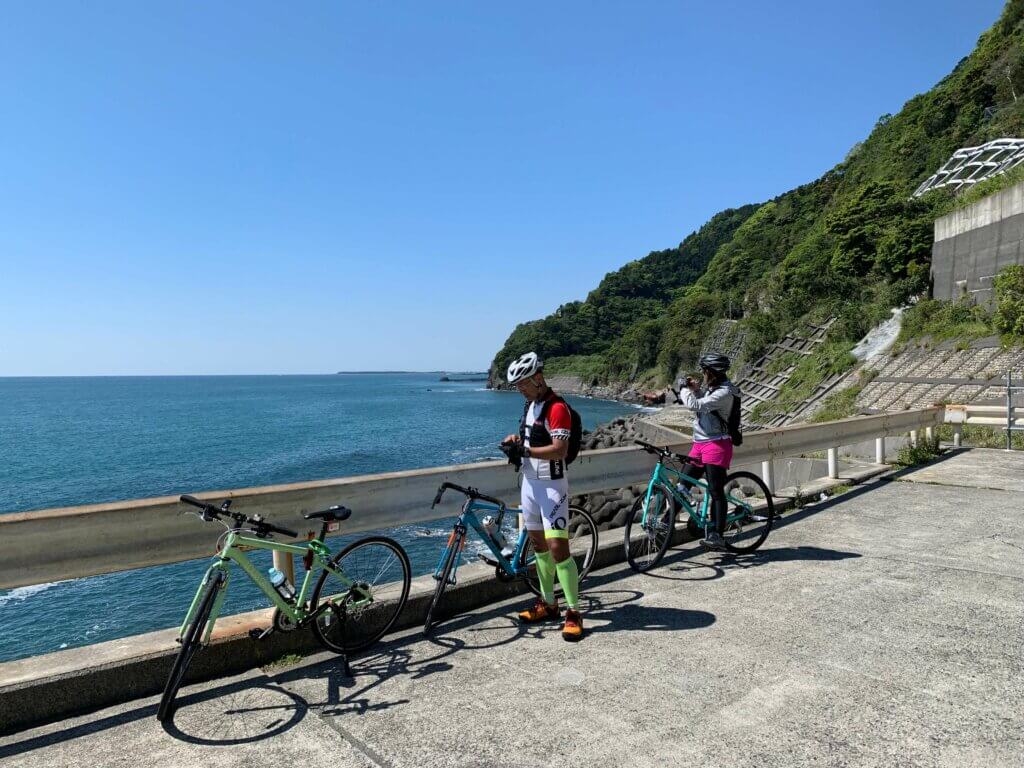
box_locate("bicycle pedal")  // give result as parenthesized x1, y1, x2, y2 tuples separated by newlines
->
(478, 553, 499, 566)
(248, 627, 274, 641)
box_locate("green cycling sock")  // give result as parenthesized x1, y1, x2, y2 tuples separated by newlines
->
(555, 556, 580, 610)
(534, 550, 556, 605)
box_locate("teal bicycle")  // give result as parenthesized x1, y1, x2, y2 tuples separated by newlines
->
(624, 440, 774, 571)
(423, 482, 598, 634)
(158, 495, 412, 722)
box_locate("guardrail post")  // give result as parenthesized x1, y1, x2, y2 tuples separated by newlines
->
(827, 447, 839, 479)
(953, 424, 962, 448)
(875, 437, 885, 464)
(761, 460, 775, 494)
(925, 426, 934, 444)
(910, 430, 918, 448)
(1008, 370, 1014, 452)
(273, 550, 295, 586)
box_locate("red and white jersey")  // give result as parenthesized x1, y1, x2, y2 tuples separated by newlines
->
(523, 394, 572, 481)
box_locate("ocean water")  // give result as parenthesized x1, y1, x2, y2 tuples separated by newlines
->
(0, 374, 640, 662)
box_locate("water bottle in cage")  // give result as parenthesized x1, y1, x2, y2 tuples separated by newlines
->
(481, 515, 507, 549)
(268, 567, 296, 602)
(675, 482, 695, 506)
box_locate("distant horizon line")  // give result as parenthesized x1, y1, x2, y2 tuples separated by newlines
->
(0, 370, 489, 379)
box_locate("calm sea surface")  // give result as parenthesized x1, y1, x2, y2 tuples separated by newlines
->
(0, 374, 640, 662)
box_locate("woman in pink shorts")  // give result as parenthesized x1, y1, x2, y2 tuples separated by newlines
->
(672, 353, 741, 551)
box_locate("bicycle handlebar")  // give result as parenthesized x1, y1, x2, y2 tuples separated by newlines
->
(633, 439, 688, 463)
(178, 495, 297, 538)
(180, 494, 221, 517)
(432, 482, 506, 510)
(633, 439, 666, 455)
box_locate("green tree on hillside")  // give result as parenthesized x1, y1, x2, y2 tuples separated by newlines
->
(491, 0, 1024, 386)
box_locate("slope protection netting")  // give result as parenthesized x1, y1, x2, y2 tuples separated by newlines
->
(914, 138, 1024, 197)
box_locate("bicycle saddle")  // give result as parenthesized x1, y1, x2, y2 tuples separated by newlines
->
(304, 505, 352, 522)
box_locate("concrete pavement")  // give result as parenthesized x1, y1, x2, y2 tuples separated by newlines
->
(1, 449, 1021, 767)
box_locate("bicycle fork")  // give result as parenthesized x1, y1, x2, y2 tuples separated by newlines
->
(433, 524, 467, 585)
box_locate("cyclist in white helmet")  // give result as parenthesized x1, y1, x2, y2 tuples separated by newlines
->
(500, 352, 583, 641)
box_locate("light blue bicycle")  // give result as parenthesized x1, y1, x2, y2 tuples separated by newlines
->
(422, 482, 598, 634)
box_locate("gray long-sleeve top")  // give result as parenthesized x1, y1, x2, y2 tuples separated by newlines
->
(676, 380, 740, 442)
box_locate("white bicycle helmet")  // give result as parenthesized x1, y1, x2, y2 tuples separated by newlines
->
(506, 352, 543, 384)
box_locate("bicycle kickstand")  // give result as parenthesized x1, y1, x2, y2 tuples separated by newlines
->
(248, 626, 274, 641)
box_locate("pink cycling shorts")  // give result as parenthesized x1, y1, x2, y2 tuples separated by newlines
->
(688, 437, 733, 469)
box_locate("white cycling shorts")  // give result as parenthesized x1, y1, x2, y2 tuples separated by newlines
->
(520, 478, 570, 539)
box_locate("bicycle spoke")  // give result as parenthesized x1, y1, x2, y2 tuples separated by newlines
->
(625, 485, 674, 571)
(312, 537, 411, 653)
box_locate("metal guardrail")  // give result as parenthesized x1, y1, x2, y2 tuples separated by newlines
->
(945, 372, 1023, 450)
(0, 407, 944, 591)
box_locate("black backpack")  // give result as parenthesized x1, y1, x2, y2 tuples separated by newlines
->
(519, 395, 584, 464)
(712, 390, 743, 447)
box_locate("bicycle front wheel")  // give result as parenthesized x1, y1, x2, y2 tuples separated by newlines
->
(310, 536, 412, 654)
(519, 506, 598, 598)
(158, 570, 224, 722)
(624, 483, 677, 572)
(721, 470, 775, 554)
(423, 530, 463, 636)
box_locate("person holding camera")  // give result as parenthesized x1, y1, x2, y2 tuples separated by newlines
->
(672, 353, 741, 551)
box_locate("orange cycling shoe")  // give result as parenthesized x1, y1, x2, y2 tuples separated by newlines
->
(561, 609, 584, 641)
(518, 598, 560, 624)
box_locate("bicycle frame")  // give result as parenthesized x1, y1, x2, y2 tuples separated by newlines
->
(178, 530, 362, 644)
(431, 498, 533, 585)
(642, 460, 751, 530)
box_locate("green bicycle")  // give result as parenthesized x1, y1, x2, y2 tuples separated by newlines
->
(158, 494, 412, 722)
(625, 440, 775, 571)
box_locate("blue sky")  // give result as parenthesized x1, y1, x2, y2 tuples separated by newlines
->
(0, 1, 1006, 375)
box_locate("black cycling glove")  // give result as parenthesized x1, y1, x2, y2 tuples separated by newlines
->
(500, 440, 523, 471)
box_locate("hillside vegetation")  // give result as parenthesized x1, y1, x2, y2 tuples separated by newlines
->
(491, 0, 1024, 388)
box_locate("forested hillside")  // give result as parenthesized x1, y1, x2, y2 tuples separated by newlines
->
(490, 204, 758, 384)
(491, 0, 1024, 389)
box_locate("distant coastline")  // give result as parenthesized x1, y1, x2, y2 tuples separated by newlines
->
(335, 370, 441, 375)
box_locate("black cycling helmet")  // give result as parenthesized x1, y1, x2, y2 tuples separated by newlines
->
(698, 352, 730, 375)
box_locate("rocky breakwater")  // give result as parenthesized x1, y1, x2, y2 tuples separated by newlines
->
(573, 414, 675, 532)
(571, 483, 646, 532)
(582, 414, 645, 450)
(487, 367, 667, 405)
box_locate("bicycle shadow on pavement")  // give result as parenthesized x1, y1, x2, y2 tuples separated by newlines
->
(0, 677, 308, 758)
(644, 536, 861, 583)
(161, 678, 307, 745)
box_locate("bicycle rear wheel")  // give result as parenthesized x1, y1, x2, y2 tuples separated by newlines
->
(158, 570, 224, 722)
(721, 471, 775, 553)
(310, 536, 412, 654)
(519, 506, 598, 598)
(423, 530, 463, 636)
(624, 483, 676, 572)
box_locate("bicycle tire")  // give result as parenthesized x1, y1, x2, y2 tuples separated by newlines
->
(519, 506, 598, 598)
(720, 470, 775, 554)
(423, 530, 462, 636)
(624, 482, 677, 572)
(310, 536, 412, 654)
(158, 570, 224, 722)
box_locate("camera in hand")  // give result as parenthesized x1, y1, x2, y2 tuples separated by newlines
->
(499, 440, 523, 470)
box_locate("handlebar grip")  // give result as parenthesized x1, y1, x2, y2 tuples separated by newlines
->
(270, 523, 298, 538)
(180, 494, 209, 510)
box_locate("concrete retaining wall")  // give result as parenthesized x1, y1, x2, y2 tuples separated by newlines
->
(932, 180, 1024, 304)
